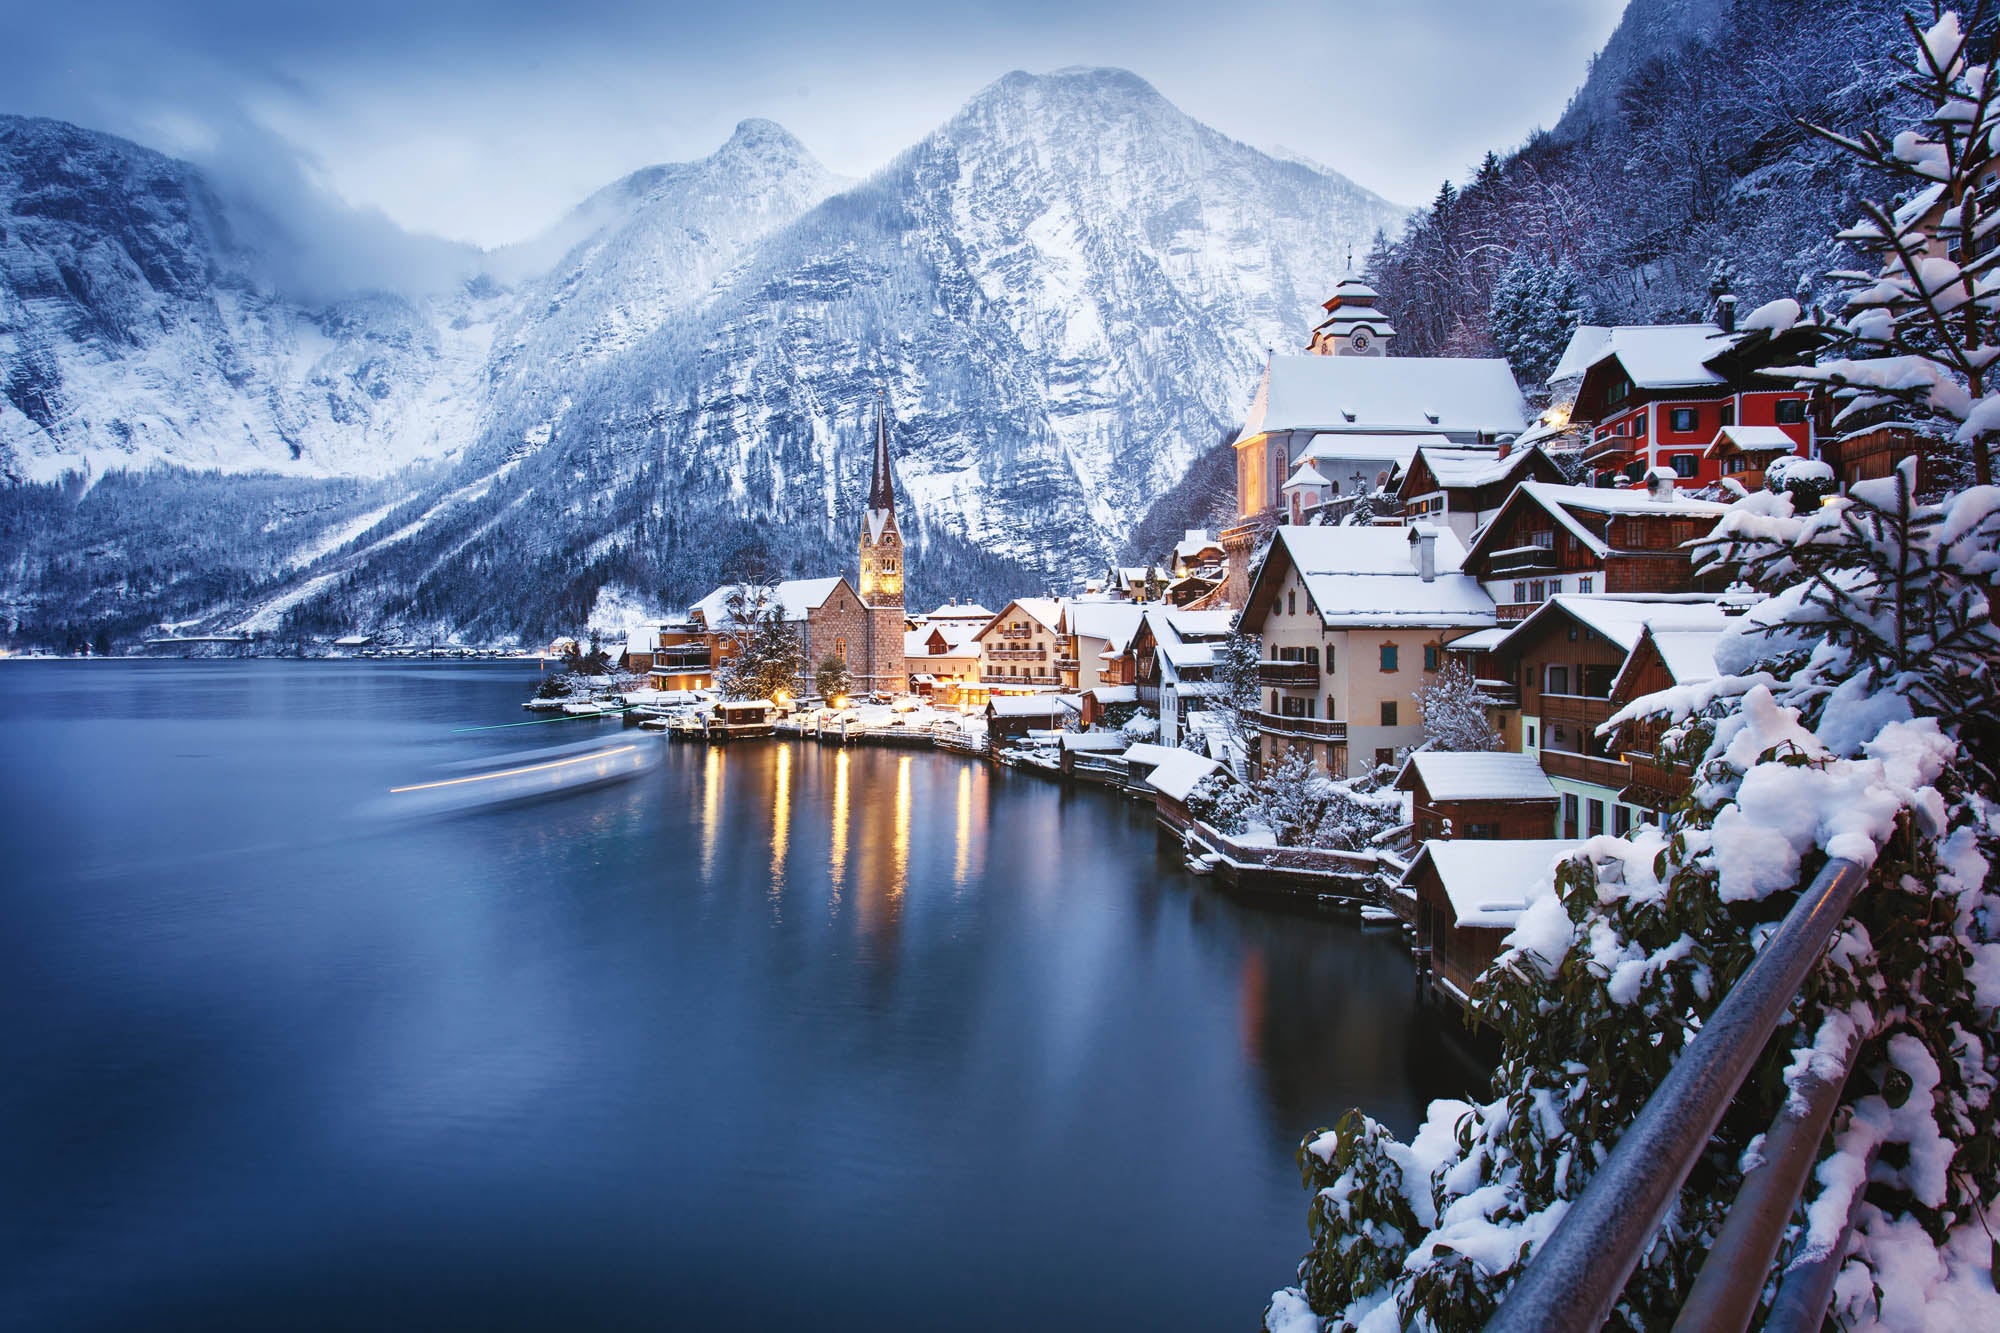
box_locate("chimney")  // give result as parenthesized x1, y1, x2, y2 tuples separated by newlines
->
(1411, 525, 1438, 582)
(1717, 294, 1737, 334)
(1647, 467, 1677, 503)
(1495, 434, 1515, 461)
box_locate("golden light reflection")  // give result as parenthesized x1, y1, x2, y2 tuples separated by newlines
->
(770, 742, 791, 911)
(700, 746, 724, 880)
(829, 748, 850, 907)
(954, 765, 972, 889)
(891, 753, 912, 898)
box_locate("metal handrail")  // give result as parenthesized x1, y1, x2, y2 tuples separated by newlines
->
(1483, 856, 1869, 1333)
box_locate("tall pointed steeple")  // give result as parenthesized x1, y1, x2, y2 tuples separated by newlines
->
(868, 393, 896, 514)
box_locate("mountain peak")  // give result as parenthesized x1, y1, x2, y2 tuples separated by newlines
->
(721, 117, 806, 156)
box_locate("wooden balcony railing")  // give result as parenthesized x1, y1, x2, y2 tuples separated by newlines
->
(1257, 660, 1320, 686)
(1538, 747, 1628, 789)
(1538, 691, 1615, 727)
(1256, 711, 1347, 741)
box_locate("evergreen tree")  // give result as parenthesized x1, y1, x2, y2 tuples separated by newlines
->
(716, 586, 806, 700)
(815, 654, 853, 703)
(1792, 9, 2000, 487)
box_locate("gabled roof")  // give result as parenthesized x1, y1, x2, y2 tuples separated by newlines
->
(1395, 751, 1558, 803)
(1284, 462, 1331, 489)
(1547, 325, 1613, 385)
(1299, 432, 1449, 469)
(1236, 354, 1528, 442)
(1399, 443, 1561, 499)
(1145, 750, 1223, 802)
(1610, 623, 1726, 700)
(1066, 601, 1146, 653)
(1706, 425, 1799, 458)
(1403, 839, 1578, 927)
(928, 602, 996, 620)
(1464, 481, 1731, 566)
(1247, 525, 1495, 630)
(979, 597, 1066, 640)
(1495, 594, 1734, 659)
(1577, 323, 1734, 390)
(988, 694, 1073, 717)
(690, 576, 849, 628)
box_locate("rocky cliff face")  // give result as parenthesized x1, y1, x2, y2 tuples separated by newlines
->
(0, 75, 1403, 643)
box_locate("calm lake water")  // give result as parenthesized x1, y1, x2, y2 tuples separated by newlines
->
(0, 660, 1482, 1331)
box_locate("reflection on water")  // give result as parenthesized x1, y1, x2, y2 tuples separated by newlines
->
(771, 742, 791, 913)
(829, 747, 850, 907)
(700, 745, 724, 881)
(0, 661, 1484, 1333)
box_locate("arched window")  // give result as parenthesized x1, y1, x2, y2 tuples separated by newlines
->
(834, 637, 847, 662)
(1272, 445, 1288, 506)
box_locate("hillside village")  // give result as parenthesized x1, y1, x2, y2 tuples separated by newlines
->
(541, 251, 1926, 1017)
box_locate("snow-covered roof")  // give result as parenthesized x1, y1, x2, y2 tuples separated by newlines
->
(691, 577, 847, 627)
(1120, 742, 1179, 769)
(1472, 482, 1732, 563)
(1578, 323, 1735, 390)
(988, 694, 1073, 717)
(1407, 445, 1542, 490)
(1088, 684, 1138, 704)
(1265, 525, 1496, 629)
(1067, 601, 1146, 652)
(1174, 529, 1221, 560)
(1396, 752, 1557, 803)
(1404, 839, 1578, 927)
(1236, 355, 1528, 442)
(1444, 626, 1512, 653)
(1298, 432, 1449, 471)
(981, 597, 1066, 638)
(1144, 750, 1223, 802)
(1059, 732, 1129, 752)
(1512, 594, 1736, 656)
(1284, 462, 1332, 489)
(626, 626, 660, 654)
(928, 602, 996, 620)
(1547, 325, 1613, 385)
(1155, 607, 1235, 638)
(1707, 425, 1799, 457)
(1611, 624, 1725, 700)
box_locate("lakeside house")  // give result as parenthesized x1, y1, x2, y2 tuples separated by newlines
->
(1059, 600, 1146, 693)
(1493, 593, 1738, 840)
(1404, 838, 1575, 1006)
(1459, 479, 1734, 623)
(1394, 751, 1560, 843)
(1396, 442, 1566, 546)
(1238, 524, 1495, 778)
(1131, 605, 1235, 747)
(986, 693, 1074, 744)
(975, 598, 1068, 692)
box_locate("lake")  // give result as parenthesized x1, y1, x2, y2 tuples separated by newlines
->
(0, 660, 1483, 1330)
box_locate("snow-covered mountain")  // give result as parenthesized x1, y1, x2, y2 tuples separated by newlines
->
(0, 73, 1404, 643)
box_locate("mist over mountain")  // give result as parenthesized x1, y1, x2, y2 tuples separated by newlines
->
(0, 70, 1401, 645)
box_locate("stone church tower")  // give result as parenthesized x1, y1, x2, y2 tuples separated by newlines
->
(856, 401, 907, 695)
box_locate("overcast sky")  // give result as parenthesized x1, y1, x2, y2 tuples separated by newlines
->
(11, 0, 1628, 249)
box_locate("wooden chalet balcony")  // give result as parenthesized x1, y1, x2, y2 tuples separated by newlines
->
(652, 647, 713, 669)
(1539, 692, 1616, 729)
(1258, 660, 1320, 686)
(1053, 656, 1080, 671)
(985, 646, 1047, 661)
(1538, 747, 1629, 789)
(1257, 711, 1347, 741)
(1621, 753, 1692, 810)
(1475, 680, 1520, 709)
(1486, 544, 1558, 576)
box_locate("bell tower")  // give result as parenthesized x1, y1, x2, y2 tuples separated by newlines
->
(857, 397, 907, 695)
(1308, 273, 1396, 357)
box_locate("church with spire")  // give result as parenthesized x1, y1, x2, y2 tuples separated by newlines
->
(853, 400, 907, 695)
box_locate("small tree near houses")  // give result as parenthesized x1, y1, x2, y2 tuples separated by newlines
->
(815, 654, 853, 704)
(717, 586, 806, 702)
(1413, 657, 1502, 752)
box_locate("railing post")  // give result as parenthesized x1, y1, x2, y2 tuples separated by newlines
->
(1482, 857, 1869, 1333)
